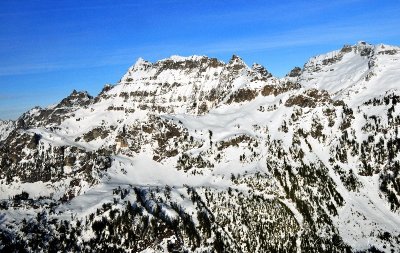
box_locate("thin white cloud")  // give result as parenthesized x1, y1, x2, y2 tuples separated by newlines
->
(0, 2, 399, 77)
(0, 43, 183, 76)
(198, 16, 400, 54)
(177, 0, 367, 25)
(0, 2, 142, 17)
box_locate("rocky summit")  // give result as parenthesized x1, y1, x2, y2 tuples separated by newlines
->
(1, 42, 400, 252)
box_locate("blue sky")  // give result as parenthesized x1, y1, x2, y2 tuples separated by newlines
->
(1, 0, 400, 119)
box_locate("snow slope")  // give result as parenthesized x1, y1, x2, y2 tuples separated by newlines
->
(300, 41, 400, 105)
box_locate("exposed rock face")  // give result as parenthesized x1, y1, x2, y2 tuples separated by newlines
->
(1, 42, 400, 253)
(287, 66, 302, 77)
(17, 90, 93, 128)
(261, 81, 300, 96)
(252, 63, 272, 80)
(285, 89, 332, 107)
(113, 54, 278, 115)
(226, 88, 259, 104)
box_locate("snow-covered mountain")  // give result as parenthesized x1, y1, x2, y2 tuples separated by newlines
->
(1, 42, 400, 252)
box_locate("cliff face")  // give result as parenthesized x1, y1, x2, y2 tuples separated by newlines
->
(1, 42, 400, 252)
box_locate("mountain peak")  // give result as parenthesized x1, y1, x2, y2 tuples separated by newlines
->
(287, 66, 302, 77)
(165, 55, 207, 62)
(152, 55, 224, 69)
(227, 54, 248, 72)
(229, 54, 245, 64)
(57, 90, 93, 108)
(252, 63, 272, 78)
(300, 41, 400, 102)
(357, 40, 368, 46)
(134, 57, 149, 66)
(132, 57, 152, 71)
